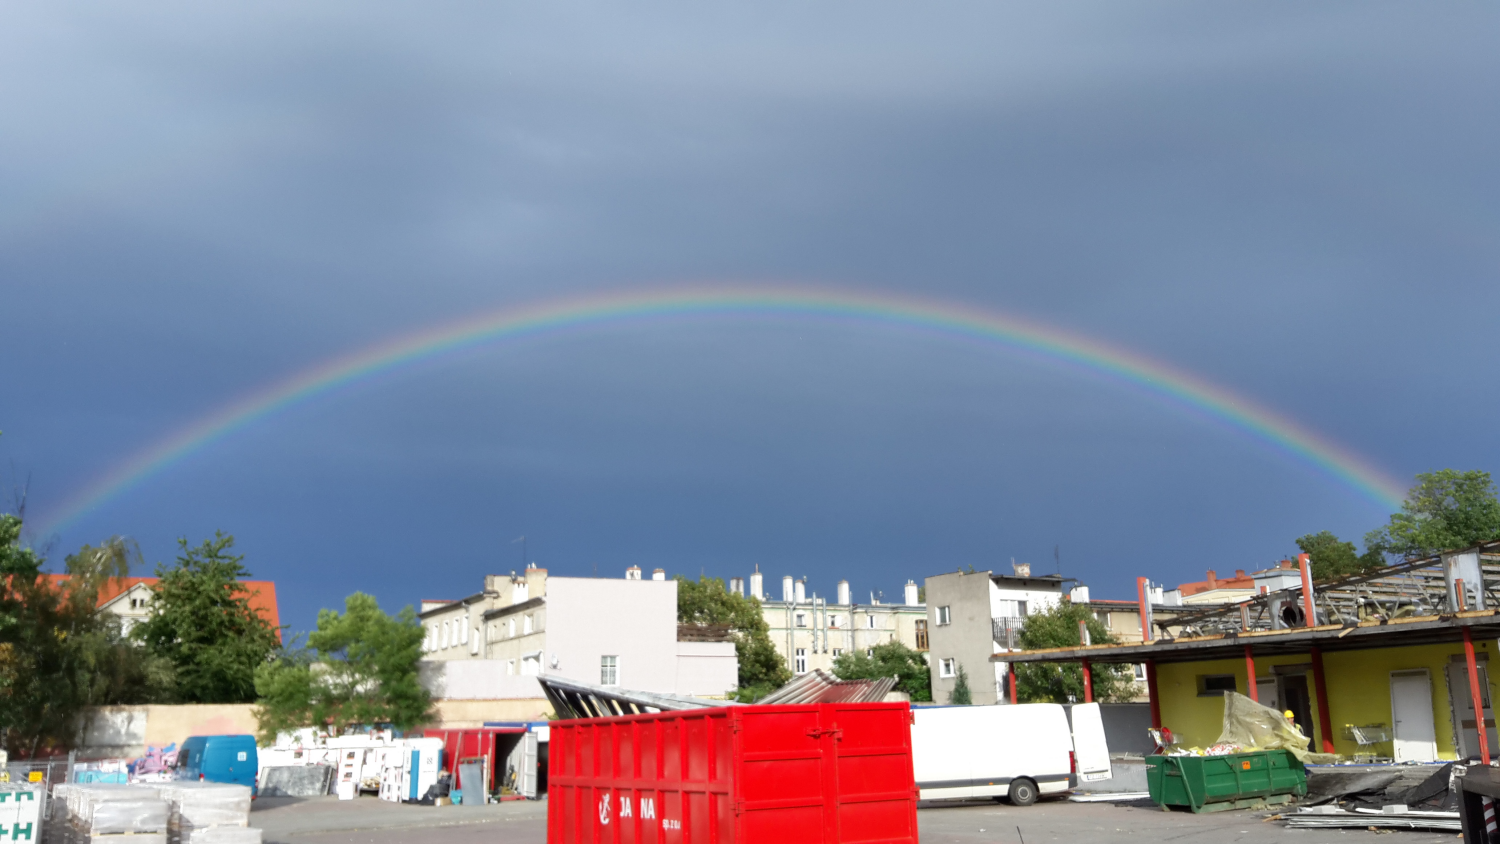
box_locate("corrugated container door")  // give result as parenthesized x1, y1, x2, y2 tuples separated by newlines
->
(734, 706, 829, 844)
(826, 704, 918, 844)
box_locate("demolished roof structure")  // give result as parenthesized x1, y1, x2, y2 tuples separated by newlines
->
(540, 669, 899, 720)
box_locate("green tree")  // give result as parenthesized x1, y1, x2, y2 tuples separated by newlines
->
(0, 533, 171, 756)
(675, 576, 792, 700)
(1365, 470, 1500, 560)
(254, 592, 431, 743)
(1014, 600, 1134, 703)
(1295, 531, 1384, 580)
(948, 663, 972, 705)
(134, 532, 281, 703)
(831, 641, 932, 702)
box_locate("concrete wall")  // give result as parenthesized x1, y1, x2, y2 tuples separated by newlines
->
(546, 576, 682, 693)
(418, 660, 546, 700)
(674, 641, 738, 698)
(426, 698, 551, 728)
(925, 571, 1003, 705)
(78, 704, 260, 759)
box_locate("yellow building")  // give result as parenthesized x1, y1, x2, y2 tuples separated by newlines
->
(1000, 609, 1500, 762)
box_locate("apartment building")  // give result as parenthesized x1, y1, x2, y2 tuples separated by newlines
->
(732, 568, 928, 677)
(923, 564, 1066, 705)
(418, 564, 737, 700)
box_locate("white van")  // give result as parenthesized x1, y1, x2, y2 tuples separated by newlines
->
(910, 702, 1112, 805)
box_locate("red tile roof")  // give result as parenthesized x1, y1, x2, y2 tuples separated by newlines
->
(41, 574, 281, 641)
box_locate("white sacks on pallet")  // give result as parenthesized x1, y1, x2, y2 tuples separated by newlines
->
(47, 783, 256, 844)
(0, 783, 44, 843)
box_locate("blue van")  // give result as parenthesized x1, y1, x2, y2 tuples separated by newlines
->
(176, 735, 259, 792)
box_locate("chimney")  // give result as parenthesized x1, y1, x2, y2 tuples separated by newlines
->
(1206, 570, 1217, 589)
(750, 568, 764, 600)
(1012, 561, 1031, 577)
(782, 576, 794, 602)
(794, 579, 806, 603)
(730, 577, 744, 596)
(1235, 569, 1246, 578)
(904, 580, 919, 606)
(1070, 585, 1090, 603)
(652, 568, 666, 581)
(1281, 559, 1296, 570)
(837, 580, 850, 606)
(626, 566, 642, 580)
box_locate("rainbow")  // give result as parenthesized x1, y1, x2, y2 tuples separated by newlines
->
(36, 286, 1406, 535)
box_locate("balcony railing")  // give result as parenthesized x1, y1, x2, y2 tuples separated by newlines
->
(992, 616, 1025, 649)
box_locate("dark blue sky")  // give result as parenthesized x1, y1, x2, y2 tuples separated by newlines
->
(3, 2, 1497, 636)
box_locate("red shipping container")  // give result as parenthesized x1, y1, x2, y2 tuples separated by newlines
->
(548, 702, 918, 844)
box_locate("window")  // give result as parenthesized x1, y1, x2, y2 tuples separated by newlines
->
(471, 629, 480, 655)
(461, 622, 469, 644)
(795, 648, 807, 674)
(866, 614, 878, 629)
(832, 648, 843, 659)
(1197, 674, 1237, 697)
(601, 656, 619, 686)
(507, 619, 516, 638)
(866, 648, 874, 657)
(940, 658, 956, 678)
(442, 622, 450, 648)
(130, 596, 148, 610)
(795, 613, 807, 628)
(1134, 664, 1147, 681)
(914, 619, 929, 651)
(996, 599, 1028, 619)
(936, 606, 951, 626)
(506, 660, 515, 676)
(829, 615, 841, 628)
(523, 614, 533, 635)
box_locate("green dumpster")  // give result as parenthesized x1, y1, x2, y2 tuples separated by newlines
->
(1145, 750, 1306, 813)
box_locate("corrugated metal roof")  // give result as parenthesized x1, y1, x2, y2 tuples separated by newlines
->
(756, 670, 897, 705)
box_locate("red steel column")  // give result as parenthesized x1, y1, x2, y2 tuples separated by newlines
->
(1464, 627, 1491, 765)
(1081, 658, 1094, 703)
(1309, 646, 1336, 754)
(1008, 664, 1018, 705)
(1137, 577, 1153, 642)
(1244, 645, 1258, 703)
(1146, 659, 1161, 729)
(1298, 553, 1317, 626)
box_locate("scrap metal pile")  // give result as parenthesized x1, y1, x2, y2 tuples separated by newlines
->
(1279, 763, 1464, 833)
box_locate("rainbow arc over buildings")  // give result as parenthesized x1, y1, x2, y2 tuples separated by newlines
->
(36, 286, 1407, 535)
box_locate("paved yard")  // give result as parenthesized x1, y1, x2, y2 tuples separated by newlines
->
(253, 795, 1461, 844)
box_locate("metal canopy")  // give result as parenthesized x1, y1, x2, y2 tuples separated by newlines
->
(994, 608, 1500, 666)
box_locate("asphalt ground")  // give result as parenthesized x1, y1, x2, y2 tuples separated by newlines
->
(252, 795, 1463, 844)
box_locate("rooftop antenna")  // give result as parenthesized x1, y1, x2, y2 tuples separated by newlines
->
(511, 536, 526, 570)
(1055, 544, 1061, 575)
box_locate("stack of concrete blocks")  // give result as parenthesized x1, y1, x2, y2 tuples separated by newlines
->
(0, 783, 44, 844)
(155, 784, 257, 844)
(49, 784, 168, 844)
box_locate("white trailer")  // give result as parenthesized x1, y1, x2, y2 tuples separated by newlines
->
(911, 702, 1111, 805)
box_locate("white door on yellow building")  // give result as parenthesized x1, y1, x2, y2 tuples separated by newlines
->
(1390, 669, 1438, 763)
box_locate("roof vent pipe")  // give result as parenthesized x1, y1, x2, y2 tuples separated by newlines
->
(652, 568, 666, 581)
(782, 576, 794, 602)
(794, 579, 806, 603)
(904, 580, 919, 606)
(837, 580, 850, 606)
(750, 568, 764, 600)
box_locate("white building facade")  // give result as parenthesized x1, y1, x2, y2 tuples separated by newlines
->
(737, 568, 929, 677)
(418, 565, 738, 700)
